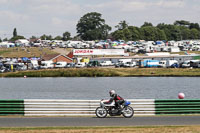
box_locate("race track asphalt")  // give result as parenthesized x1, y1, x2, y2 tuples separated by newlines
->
(0, 116, 200, 127)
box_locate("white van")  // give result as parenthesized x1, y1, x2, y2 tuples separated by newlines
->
(31, 60, 39, 69)
(40, 61, 54, 69)
(100, 61, 114, 66)
(158, 60, 167, 68)
(55, 62, 67, 68)
(166, 60, 179, 68)
(115, 59, 132, 67)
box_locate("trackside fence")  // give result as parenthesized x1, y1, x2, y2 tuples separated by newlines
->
(0, 99, 200, 116)
(155, 99, 200, 115)
(24, 99, 155, 116)
(0, 100, 24, 116)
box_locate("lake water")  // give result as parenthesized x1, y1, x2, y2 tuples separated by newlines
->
(0, 77, 199, 100)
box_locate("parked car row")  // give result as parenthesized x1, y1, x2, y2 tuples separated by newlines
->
(85, 59, 200, 68)
(141, 59, 200, 68)
(1, 58, 200, 73)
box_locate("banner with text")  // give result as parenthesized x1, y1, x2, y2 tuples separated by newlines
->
(73, 49, 125, 56)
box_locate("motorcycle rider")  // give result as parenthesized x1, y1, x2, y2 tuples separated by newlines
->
(105, 90, 125, 112)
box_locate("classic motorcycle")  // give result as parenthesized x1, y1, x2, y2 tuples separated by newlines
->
(95, 99, 134, 118)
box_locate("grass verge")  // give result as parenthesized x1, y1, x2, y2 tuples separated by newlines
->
(0, 126, 199, 133)
(1, 68, 200, 77)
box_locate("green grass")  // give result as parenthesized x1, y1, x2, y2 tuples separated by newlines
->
(0, 126, 199, 133)
(1, 68, 200, 77)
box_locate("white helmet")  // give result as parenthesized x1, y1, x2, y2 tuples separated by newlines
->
(109, 90, 116, 97)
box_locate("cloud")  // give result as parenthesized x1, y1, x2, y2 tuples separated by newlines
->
(0, 0, 199, 38)
(0, 0, 22, 5)
(0, 10, 29, 21)
(84, 0, 186, 13)
(155, 0, 185, 8)
(29, 0, 81, 15)
(51, 17, 63, 26)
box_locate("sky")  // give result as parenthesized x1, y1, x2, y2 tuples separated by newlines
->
(0, 0, 199, 39)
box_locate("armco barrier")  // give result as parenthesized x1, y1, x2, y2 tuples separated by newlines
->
(155, 99, 200, 115)
(0, 99, 200, 116)
(0, 100, 24, 115)
(24, 99, 155, 116)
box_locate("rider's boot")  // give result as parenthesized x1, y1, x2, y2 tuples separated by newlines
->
(118, 105, 123, 113)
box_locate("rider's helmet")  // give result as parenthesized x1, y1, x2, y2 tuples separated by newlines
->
(109, 90, 116, 97)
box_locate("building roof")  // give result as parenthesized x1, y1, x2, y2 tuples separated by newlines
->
(41, 54, 72, 61)
(42, 54, 60, 61)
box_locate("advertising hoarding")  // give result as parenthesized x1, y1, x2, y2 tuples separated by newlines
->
(73, 49, 125, 56)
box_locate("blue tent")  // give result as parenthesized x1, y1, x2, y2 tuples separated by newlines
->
(155, 41, 163, 45)
(30, 57, 38, 60)
(21, 57, 29, 62)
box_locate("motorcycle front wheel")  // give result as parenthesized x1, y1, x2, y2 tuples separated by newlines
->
(95, 107, 107, 118)
(122, 106, 134, 118)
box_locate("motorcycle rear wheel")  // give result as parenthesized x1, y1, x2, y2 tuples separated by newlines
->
(122, 106, 134, 118)
(95, 107, 107, 118)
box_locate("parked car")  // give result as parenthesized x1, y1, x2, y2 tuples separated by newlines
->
(87, 61, 100, 67)
(123, 61, 136, 67)
(40, 61, 54, 69)
(171, 63, 179, 68)
(75, 62, 85, 68)
(16, 65, 27, 71)
(190, 60, 200, 68)
(100, 61, 114, 66)
(65, 63, 75, 68)
(181, 60, 191, 68)
(0, 67, 5, 73)
(158, 60, 167, 68)
(55, 62, 67, 68)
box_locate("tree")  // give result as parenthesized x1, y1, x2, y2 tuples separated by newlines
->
(115, 20, 129, 30)
(128, 26, 141, 41)
(13, 28, 17, 37)
(140, 26, 166, 41)
(190, 28, 200, 39)
(157, 29, 167, 40)
(76, 12, 111, 40)
(30, 36, 37, 40)
(123, 28, 132, 41)
(40, 34, 53, 40)
(141, 22, 153, 27)
(174, 20, 190, 27)
(180, 27, 190, 40)
(112, 30, 126, 40)
(140, 26, 156, 41)
(157, 23, 181, 41)
(3, 38, 8, 41)
(0, 38, 2, 42)
(54, 36, 62, 40)
(10, 35, 25, 42)
(62, 31, 71, 41)
(189, 23, 200, 31)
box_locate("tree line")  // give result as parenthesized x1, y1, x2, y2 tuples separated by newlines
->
(1, 12, 200, 42)
(77, 13, 200, 41)
(112, 20, 200, 41)
(0, 29, 72, 43)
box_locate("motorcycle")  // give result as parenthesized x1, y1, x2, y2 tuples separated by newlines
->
(95, 99, 134, 118)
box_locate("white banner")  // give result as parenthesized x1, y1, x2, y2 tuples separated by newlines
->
(73, 49, 125, 56)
